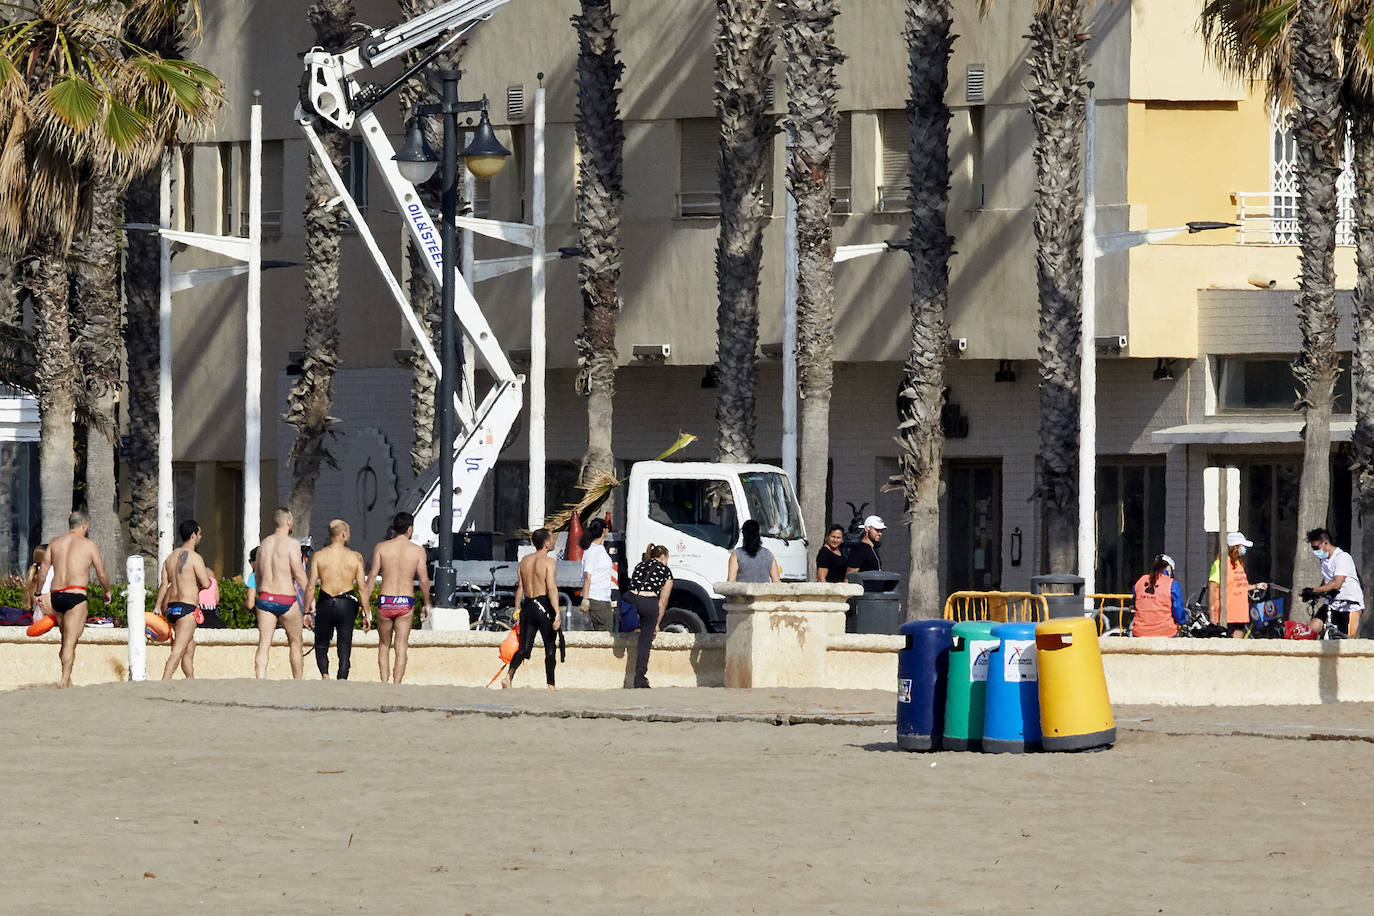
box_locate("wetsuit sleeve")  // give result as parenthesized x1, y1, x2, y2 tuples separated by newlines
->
(1171, 580, 1186, 625)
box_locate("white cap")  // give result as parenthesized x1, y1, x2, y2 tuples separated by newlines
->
(1160, 554, 1175, 572)
(863, 515, 887, 530)
(1227, 532, 1253, 548)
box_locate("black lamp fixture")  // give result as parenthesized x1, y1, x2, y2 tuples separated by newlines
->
(1153, 358, 1175, 381)
(994, 359, 1016, 383)
(392, 99, 510, 185)
(393, 117, 440, 184)
(460, 106, 512, 179)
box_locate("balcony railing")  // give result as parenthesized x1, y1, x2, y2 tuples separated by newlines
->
(1235, 190, 1354, 246)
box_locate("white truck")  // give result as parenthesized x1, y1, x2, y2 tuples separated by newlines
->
(296, 1, 809, 629)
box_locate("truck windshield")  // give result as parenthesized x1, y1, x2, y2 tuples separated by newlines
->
(739, 472, 804, 541)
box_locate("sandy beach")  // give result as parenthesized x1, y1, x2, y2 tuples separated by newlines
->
(4, 681, 1372, 914)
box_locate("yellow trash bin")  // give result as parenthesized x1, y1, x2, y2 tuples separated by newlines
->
(1034, 617, 1115, 751)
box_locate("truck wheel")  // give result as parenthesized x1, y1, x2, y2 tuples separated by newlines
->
(658, 607, 706, 634)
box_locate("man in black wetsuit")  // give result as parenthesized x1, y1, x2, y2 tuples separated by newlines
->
(303, 519, 370, 680)
(502, 528, 561, 690)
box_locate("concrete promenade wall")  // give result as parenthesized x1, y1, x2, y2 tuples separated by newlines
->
(5, 628, 1374, 705)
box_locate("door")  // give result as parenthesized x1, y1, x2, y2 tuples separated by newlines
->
(946, 461, 1002, 592)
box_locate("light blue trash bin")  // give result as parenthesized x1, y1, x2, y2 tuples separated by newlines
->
(982, 622, 1043, 753)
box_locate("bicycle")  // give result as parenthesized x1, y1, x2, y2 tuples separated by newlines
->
(461, 565, 515, 631)
(1300, 593, 1351, 640)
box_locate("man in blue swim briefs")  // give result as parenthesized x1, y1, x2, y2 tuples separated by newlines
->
(367, 511, 432, 684)
(253, 507, 310, 679)
(154, 519, 214, 680)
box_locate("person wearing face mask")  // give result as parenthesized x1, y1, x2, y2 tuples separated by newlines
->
(1300, 528, 1363, 637)
(1208, 531, 1263, 638)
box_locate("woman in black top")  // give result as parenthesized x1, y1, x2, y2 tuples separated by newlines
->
(627, 544, 672, 688)
(816, 524, 847, 582)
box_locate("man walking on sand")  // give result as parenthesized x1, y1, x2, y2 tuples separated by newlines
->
(367, 512, 431, 683)
(254, 507, 310, 679)
(154, 519, 214, 680)
(304, 519, 371, 680)
(502, 528, 561, 690)
(43, 510, 111, 688)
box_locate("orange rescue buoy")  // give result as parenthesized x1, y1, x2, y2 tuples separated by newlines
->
(26, 614, 56, 637)
(144, 613, 172, 643)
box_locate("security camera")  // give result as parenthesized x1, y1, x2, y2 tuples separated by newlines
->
(632, 344, 670, 360)
(948, 337, 967, 354)
(1248, 273, 1277, 289)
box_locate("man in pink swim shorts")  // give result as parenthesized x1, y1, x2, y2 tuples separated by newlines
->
(367, 512, 431, 683)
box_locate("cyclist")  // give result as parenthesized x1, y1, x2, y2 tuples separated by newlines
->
(1300, 528, 1363, 638)
(1131, 554, 1186, 637)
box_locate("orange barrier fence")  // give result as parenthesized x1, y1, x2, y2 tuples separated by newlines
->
(1090, 593, 1134, 635)
(942, 591, 1048, 624)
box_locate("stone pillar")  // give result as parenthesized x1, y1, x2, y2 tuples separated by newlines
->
(718, 582, 862, 688)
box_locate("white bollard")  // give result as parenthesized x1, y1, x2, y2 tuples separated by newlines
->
(126, 556, 146, 682)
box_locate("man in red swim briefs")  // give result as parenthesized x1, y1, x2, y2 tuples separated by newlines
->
(253, 507, 310, 679)
(367, 511, 431, 684)
(44, 510, 112, 688)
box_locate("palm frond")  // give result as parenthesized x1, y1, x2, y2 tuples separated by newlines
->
(44, 75, 99, 130)
(652, 431, 697, 461)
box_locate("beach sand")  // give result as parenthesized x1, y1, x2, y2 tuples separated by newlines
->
(4, 681, 1371, 913)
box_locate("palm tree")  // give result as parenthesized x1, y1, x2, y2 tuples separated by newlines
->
(778, 0, 842, 576)
(898, 0, 954, 618)
(712, 0, 776, 464)
(286, 0, 356, 537)
(399, 0, 461, 477)
(122, 2, 211, 571)
(572, 0, 625, 483)
(1201, 0, 1349, 592)
(0, 0, 221, 540)
(979, 0, 1091, 572)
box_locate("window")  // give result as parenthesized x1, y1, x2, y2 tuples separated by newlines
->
(173, 464, 197, 525)
(1095, 460, 1166, 594)
(646, 478, 738, 549)
(1216, 354, 1351, 413)
(492, 460, 580, 538)
(879, 109, 910, 212)
(219, 141, 234, 235)
(220, 140, 284, 237)
(831, 113, 852, 214)
(968, 105, 985, 209)
(178, 145, 194, 231)
(0, 441, 40, 576)
(1237, 456, 1350, 588)
(341, 138, 368, 221)
(677, 118, 774, 217)
(1267, 112, 1353, 245)
(738, 471, 803, 540)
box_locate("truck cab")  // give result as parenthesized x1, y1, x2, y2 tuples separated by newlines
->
(623, 462, 807, 632)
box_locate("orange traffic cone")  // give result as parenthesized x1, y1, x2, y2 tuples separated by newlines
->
(567, 512, 584, 562)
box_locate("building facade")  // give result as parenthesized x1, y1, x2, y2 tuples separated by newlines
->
(91, 0, 1355, 603)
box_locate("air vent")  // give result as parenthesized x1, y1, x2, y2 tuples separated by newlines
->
(966, 65, 985, 103)
(506, 84, 525, 121)
(765, 80, 775, 109)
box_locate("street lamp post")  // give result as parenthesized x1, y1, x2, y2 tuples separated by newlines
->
(393, 70, 509, 606)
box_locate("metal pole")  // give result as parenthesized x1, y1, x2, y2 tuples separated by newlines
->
(435, 71, 461, 605)
(462, 158, 477, 411)
(1078, 94, 1096, 606)
(782, 176, 798, 487)
(126, 555, 146, 681)
(158, 155, 173, 566)
(528, 87, 547, 532)
(244, 95, 262, 578)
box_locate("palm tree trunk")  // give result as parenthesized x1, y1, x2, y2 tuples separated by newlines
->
(122, 166, 160, 577)
(399, 0, 460, 477)
(712, 0, 776, 464)
(287, 0, 357, 535)
(1027, 4, 1088, 573)
(72, 177, 124, 578)
(1347, 93, 1374, 626)
(1288, 0, 1343, 592)
(899, 0, 954, 618)
(25, 237, 78, 539)
(780, 0, 842, 578)
(573, 0, 626, 482)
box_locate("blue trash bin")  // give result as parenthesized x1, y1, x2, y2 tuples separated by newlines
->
(982, 622, 1043, 754)
(896, 619, 956, 751)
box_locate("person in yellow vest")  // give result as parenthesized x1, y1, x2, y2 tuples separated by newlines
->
(1209, 531, 1263, 638)
(1131, 554, 1186, 637)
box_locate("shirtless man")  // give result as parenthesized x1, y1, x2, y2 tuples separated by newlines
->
(154, 519, 214, 680)
(304, 520, 370, 680)
(253, 507, 309, 679)
(43, 510, 111, 688)
(502, 528, 561, 690)
(367, 511, 431, 684)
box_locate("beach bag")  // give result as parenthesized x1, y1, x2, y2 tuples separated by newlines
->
(618, 596, 640, 632)
(499, 623, 521, 663)
(0, 605, 33, 626)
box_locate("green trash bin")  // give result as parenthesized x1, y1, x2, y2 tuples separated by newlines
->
(943, 620, 999, 751)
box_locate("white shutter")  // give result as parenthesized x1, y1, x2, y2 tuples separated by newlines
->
(880, 109, 910, 211)
(679, 118, 720, 216)
(831, 113, 852, 213)
(260, 140, 284, 231)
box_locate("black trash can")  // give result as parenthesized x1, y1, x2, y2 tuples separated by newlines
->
(896, 619, 956, 751)
(1031, 573, 1087, 619)
(846, 571, 902, 633)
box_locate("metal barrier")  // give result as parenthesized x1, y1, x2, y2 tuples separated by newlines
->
(1090, 593, 1134, 635)
(942, 591, 1048, 624)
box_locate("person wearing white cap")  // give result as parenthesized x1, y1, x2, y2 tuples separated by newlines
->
(1209, 531, 1263, 637)
(1130, 554, 1186, 637)
(845, 515, 886, 575)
